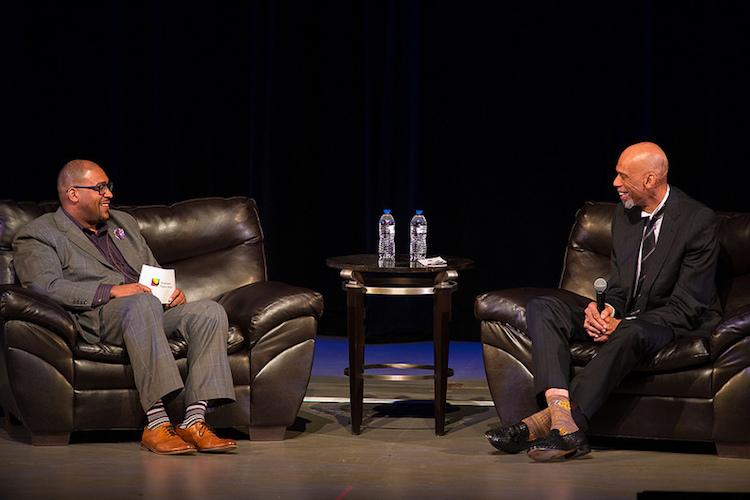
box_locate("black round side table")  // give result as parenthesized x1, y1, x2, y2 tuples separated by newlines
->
(326, 254, 474, 435)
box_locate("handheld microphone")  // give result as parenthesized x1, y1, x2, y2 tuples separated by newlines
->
(594, 277, 607, 313)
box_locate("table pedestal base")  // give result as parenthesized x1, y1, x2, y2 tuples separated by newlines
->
(343, 269, 458, 435)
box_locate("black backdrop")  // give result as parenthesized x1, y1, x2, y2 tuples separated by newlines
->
(3, 1, 750, 339)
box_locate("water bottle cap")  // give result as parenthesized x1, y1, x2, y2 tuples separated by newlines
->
(415, 210, 423, 215)
(383, 209, 391, 214)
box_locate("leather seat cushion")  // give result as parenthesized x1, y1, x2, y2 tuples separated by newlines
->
(73, 325, 246, 363)
(75, 350, 251, 390)
(570, 335, 710, 373)
(482, 318, 710, 374)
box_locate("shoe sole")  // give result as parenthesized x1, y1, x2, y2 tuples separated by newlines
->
(196, 444, 238, 453)
(527, 444, 591, 462)
(141, 444, 197, 455)
(486, 441, 526, 454)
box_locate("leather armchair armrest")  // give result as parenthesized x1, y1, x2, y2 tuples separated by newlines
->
(218, 281, 324, 346)
(0, 284, 78, 348)
(475, 287, 588, 332)
(710, 304, 750, 359)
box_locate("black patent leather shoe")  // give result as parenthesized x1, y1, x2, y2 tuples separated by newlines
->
(485, 422, 534, 454)
(527, 429, 590, 462)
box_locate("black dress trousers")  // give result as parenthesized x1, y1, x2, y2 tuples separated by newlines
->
(525, 295, 674, 418)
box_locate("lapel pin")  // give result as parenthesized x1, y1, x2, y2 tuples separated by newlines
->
(114, 228, 126, 240)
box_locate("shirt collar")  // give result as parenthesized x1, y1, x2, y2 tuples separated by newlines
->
(62, 209, 108, 236)
(640, 185, 670, 220)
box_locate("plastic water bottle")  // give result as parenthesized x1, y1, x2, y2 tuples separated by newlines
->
(409, 210, 427, 262)
(378, 209, 395, 264)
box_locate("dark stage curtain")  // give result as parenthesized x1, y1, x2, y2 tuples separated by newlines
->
(3, 1, 750, 338)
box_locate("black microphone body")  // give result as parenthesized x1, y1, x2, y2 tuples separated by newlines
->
(594, 277, 607, 313)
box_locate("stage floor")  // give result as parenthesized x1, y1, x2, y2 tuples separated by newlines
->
(2, 402, 750, 499)
(2, 337, 749, 499)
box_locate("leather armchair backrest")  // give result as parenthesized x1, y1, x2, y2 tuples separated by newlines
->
(0, 197, 266, 302)
(559, 202, 614, 301)
(559, 201, 750, 318)
(0, 201, 59, 285)
(120, 197, 267, 302)
(715, 212, 750, 316)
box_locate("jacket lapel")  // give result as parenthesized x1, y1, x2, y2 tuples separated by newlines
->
(106, 216, 143, 274)
(53, 208, 117, 271)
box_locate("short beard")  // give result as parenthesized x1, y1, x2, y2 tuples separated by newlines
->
(621, 198, 635, 210)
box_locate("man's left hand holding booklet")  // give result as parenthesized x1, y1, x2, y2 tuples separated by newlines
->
(138, 265, 176, 304)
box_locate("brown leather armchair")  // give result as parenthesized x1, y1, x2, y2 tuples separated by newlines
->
(476, 202, 750, 458)
(0, 197, 323, 445)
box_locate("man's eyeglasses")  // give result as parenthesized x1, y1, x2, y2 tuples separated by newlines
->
(70, 182, 114, 195)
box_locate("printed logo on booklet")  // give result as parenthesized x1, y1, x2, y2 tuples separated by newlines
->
(139, 265, 176, 304)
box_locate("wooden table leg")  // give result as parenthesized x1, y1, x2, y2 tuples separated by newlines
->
(433, 287, 452, 435)
(347, 286, 366, 434)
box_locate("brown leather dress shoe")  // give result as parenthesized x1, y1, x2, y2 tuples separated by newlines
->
(175, 421, 237, 453)
(141, 423, 196, 455)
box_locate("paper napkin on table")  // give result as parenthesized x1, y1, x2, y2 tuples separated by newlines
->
(417, 256, 447, 267)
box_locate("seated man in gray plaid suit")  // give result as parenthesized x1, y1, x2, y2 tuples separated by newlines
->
(13, 159, 237, 455)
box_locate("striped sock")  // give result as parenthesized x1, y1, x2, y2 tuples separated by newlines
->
(179, 400, 208, 429)
(146, 400, 170, 430)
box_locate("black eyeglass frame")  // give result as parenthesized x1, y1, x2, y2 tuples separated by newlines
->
(69, 182, 114, 195)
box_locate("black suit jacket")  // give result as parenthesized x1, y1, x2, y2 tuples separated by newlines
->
(605, 186, 722, 338)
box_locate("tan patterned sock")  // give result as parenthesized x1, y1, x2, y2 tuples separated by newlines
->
(547, 394, 579, 436)
(521, 408, 551, 440)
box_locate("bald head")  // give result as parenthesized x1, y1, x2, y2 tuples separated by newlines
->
(618, 142, 669, 182)
(57, 159, 103, 202)
(613, 142, 670, 212)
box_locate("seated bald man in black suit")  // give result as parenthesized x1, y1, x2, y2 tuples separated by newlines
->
(486, 142, 722, 461)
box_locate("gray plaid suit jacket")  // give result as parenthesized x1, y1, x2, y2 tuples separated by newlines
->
(13, 208, 159, 343)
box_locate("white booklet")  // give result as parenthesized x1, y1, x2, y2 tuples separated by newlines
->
(138, 265, 176, 304)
